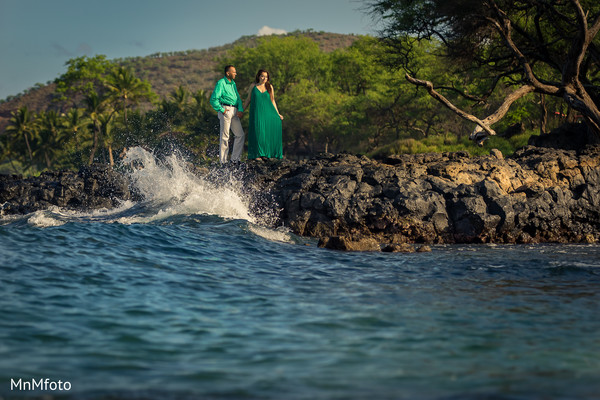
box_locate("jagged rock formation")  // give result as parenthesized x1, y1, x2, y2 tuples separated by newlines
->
(244, 145, 600, 247)
(0, 164, 131, 215)
(2, 146, 600, 250)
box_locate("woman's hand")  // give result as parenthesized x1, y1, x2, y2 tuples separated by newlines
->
(279, 114, 284, 120)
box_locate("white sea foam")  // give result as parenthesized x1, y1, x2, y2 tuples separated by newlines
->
(119, 147, 293, 242)
(120, 147, 255, 224)
(0, 211, 21, 226)
(23, 202, 138, 227)
(27, 210, 66, 228)
(6, 147, 292, 243)
(249, 225, 292, 243)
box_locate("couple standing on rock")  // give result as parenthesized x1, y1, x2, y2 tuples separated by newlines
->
(209, 65, 284, 164)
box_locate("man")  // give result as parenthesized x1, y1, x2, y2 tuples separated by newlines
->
(210, 65, 245, 164)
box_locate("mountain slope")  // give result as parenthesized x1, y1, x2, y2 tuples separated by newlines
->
(0, 31, 359, 133)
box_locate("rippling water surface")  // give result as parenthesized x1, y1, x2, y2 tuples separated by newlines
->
(1, 149, 599, 400)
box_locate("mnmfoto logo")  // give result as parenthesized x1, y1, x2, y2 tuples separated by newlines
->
(11, 378, 71, 391)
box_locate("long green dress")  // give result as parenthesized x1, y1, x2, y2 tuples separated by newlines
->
(247, 86, 283, 159)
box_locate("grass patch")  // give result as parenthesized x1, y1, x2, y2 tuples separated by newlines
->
(369, 130, 537, 158)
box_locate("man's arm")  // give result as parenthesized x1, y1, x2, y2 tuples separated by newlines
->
(234, 85, 244, 113)
(209, 80, 225, 113)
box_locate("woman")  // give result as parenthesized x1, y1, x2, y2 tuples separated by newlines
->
(243, 69, 284, 160)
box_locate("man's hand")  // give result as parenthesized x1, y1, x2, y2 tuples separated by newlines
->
(237, 111, 243, 118)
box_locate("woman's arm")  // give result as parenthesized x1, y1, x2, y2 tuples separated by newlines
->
(243, 83, 254, 111)
(271, 87, 284, 120)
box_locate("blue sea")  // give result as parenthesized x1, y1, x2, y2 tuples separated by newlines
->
(1, 149, 600, 400)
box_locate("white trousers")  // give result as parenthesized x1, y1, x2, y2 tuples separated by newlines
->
(218, 107, 245, 164)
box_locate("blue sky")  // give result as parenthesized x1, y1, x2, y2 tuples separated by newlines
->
(0, 0, 377, 100)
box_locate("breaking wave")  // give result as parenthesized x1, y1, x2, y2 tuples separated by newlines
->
(4, 147, 291, 243)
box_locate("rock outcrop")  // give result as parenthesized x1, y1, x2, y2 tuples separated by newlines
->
(243, 145, 600, 246)
(2, 145, 600, 249)
(0, 164, 132, 215)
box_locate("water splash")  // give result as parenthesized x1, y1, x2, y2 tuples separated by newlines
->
(27, 209, 67, 228)
(5, 147, 291, 243)
(248, 224, 292, 243)
(23, 202, 137, 228)
(120, 147, 255, 224)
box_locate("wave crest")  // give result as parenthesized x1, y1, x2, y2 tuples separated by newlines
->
(121, 147, 255, 224)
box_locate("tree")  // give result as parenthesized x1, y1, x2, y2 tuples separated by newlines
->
(106, 66, 155, 125)
(36, 110, 64, 170)
(98, 113, 117, 166)
(192, 89, 211, 113)
(182, 89, 219, 161)
(54, 55, 114, 107)
(62, 108, 90, 165)
(170, 85, 191, 112)
(369, 0, 600, 142)
(280, 79, 350, 154)
(0, 136, 21, 174)
(223, 36, 329, 95)
(84, 91, 107, 165)
(6, 106, 37, 163)
(331, 36, 385, 96)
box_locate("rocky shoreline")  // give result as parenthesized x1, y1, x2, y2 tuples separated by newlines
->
(2, 145, 600, 251)
(242, 145, 600, 250)
(0, 165, 132, 215)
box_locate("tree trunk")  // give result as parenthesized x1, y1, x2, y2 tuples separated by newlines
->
(89, 127, 99, 165)
(566, 106, 576, 123)
(24, 133, 33, 162)
(108, 144, 114, 167)
(540, 94, 547, 135)
(563, 84, 600, 139)
(9, 157, 19, 174)
(45, 151, 51, 170)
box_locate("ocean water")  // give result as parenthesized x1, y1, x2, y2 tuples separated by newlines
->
(1, 149, 600, 400)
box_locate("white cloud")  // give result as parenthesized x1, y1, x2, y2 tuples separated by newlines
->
(257, 26, 287, 36)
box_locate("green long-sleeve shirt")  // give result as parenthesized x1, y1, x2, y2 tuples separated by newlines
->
(209, 76, 244, 113)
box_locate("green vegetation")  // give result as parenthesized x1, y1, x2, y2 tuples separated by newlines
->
(2, 23, 591, 175)
(370, 130, 534, 158)
(1, 56, 214, 175)
(225, 34, 553, 157)
(368, 0, 600, 141)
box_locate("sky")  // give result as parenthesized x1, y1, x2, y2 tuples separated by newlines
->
(0, 0, 378, 100)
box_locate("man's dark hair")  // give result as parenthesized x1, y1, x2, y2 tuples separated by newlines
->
(224, 65, 234, 75)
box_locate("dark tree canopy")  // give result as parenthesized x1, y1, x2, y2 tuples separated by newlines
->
(370, 0, 600, 141)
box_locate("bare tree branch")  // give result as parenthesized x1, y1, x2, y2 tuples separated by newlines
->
(480, 84, 536, 126)
(406, 73, 537, 142)
(405, 74, 497, 136)
(435, 85, 488, 103)
(590, 12, 600, 38)
(486, 1, 560, 95)
(565, 0, 589, 83)
(411, 126, 428, 137)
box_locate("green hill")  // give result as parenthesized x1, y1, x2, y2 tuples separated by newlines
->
(0, 31, 359, 133)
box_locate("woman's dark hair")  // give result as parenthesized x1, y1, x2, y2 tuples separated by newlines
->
(224, 65, 234, 75)
(255, 69, 273, 98)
